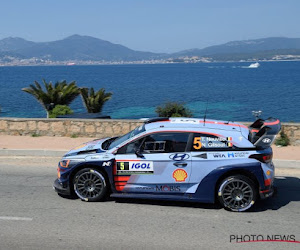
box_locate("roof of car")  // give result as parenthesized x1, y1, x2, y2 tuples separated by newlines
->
(144, 117, 248, 133)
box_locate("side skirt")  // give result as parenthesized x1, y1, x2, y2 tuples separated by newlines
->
(110, 193, 214, 203)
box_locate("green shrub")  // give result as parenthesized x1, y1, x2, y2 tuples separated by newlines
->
(49, 105, 73, 118)
(70, 134, 78, 138)
(275, 131, 290, 146)
(156, 102, 193, 117)
(31, 133, 41, 137)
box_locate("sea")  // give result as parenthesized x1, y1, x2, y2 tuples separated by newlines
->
(0, 61, 299, 122)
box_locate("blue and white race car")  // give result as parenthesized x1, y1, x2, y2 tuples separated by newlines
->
(53, 117, 281, 212)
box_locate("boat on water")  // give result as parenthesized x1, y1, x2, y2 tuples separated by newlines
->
(248, 62, 260, 68)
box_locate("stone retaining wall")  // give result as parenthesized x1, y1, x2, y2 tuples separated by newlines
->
(0, 118, 143, 138)
(0, 118, 299, 145)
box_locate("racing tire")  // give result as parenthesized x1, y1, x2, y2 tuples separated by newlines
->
(217, 175, 257, 212)
(73, 168, 108, 202)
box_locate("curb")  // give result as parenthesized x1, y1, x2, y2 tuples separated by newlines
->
(0, 149, 65, 157)
(0, 149, 299, 169)
(273, 159, 300, 169)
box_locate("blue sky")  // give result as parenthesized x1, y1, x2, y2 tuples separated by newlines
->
(1, 0, 300, 52)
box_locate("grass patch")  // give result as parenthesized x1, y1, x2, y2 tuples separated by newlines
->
(70, 134, 78, 138)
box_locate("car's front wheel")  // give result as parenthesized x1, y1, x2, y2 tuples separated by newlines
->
(73, 168, 108, 202)
(217, 175, 257, 212)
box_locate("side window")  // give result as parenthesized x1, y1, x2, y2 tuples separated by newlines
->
(191, 133, 233, 151)
(117, 132, 190, 154)
(117, 138, 144, 154)
(141, 132, 189, 153)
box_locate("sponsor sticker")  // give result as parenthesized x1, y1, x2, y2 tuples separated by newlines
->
(156, 185, 181, 192)
(208, 151, 250, 159)
(169, 153, 190, 161)
(135, 186, 155, 191)
(193, 136, 233, 150)
(171, 119, 198, 124)
(116, 161, 154, 175)
(194, 153, 208, 159)
(227, 152, 250, 158)
(262, 138, 272, 143)
(102, 161, 111, 167)
(172, 169, 188, 182)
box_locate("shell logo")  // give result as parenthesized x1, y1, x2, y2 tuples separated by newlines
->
(172, 169, 188, 182)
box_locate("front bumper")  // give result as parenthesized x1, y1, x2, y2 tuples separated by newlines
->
(259, 185, 274, 199)
(53, 179, 71, 196)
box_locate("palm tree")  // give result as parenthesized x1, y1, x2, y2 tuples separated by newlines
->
(80, 87, 112, 113)
(22, 79, 80, 118)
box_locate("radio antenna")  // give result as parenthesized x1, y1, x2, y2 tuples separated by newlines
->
(203, 101, 208, 126)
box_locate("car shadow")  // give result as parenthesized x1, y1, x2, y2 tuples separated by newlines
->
(114, 197, 222, 210)
(252, 176, 300, 212)
(113, 176, 300, 212)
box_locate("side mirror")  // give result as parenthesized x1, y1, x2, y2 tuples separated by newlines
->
(135, 150, 144, 158)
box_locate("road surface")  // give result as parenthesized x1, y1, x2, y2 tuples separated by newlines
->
(0, 157, 299, 249)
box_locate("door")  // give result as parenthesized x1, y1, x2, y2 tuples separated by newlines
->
(114, 132, 192, 194)
(190, 133, 238, 187)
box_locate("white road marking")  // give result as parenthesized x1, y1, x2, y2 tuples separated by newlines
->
(0, 216, 33, 221)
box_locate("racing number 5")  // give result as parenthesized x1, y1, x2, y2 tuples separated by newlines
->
(120, 162, 125, 170)
(193, 137, 202, 150)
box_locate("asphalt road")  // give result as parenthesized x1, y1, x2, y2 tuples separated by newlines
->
(0, 157, 299, 250)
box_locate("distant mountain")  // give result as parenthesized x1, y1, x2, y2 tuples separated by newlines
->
(0, 35, 162, 61)
(0, 37, 36, 52)
(172, 37, 300, 57)
(1, 35, 300, 63)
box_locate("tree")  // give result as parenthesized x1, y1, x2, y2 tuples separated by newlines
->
(22, 79, 80, 118)
(156, 102, 193, 117)
(49, 105, 73, 118)
(80, 87, 112, 113)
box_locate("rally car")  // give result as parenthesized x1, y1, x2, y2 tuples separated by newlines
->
(53, 117, 281, 212)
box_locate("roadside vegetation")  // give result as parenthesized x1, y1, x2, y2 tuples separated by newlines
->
(80, 87, 112, 113)
(31, 133, 41, 137)
(22, 80, 80, 118)
(156, 102, 193, 117)
(275, 130, 290, 146)
(49, 105, 73, 118)
(22, 79, 113, 118)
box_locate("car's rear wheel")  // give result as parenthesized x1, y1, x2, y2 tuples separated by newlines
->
(73, 168, 107, 202)
(217, 175, 257, 212)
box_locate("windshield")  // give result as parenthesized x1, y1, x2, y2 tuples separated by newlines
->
(108, 125, 145, 150)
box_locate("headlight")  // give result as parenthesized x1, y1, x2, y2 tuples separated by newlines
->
(59, 159, 85, 168)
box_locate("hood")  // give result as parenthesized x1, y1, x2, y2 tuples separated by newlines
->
(63, 138, 111, 157)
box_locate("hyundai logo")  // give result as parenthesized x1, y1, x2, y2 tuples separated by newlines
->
(262, 138, 272, 143)
(169, 153, 190, 161)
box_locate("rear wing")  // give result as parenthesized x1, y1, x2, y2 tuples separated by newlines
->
(248, 118, 281, 148)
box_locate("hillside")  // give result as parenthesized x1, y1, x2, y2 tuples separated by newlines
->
(172, 37, 300, 57)
(0, 35, 162, 61)
(1, 35, 300, 64)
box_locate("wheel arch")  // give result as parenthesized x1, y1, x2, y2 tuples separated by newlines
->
(69, 162, 112, 194)
(215, 169, 260, 194)
(194, 163, 263, 203)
